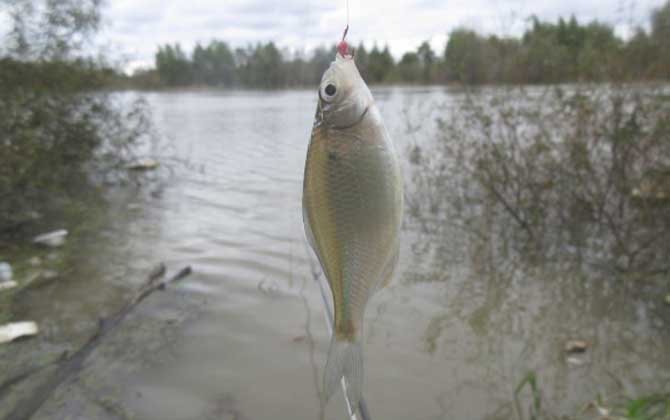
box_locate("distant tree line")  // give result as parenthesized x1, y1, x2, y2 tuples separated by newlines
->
(135, 1, 670, 88)
(444, 8, 670, 84)
(135, 41, 396, 88)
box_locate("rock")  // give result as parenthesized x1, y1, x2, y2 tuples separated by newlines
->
(33, 229, 68, 247)
(0, 281, 18, 291)
(0, 262, 12, 282)
(567, 356, 585, 366)
(127, 158, 159, 171)
(0, 321, 39, 344)
(565, 339, 588, 353)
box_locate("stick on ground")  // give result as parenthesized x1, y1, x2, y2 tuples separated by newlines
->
(1, 263, 192, 420)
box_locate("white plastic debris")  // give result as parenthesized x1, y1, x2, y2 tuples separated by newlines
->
(566, 356, 585, 366)
(126, 158, 159, 171)
(33, 229, 68, 247)
(0, 281, 18, 291)
(595, 404, 610, 417)
(0, 321, 39, 344)
(0, 262, 12, 282)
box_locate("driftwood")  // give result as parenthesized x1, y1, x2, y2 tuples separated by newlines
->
(0, 263, 192, 420)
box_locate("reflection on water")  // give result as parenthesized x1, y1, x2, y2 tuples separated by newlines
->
(1, 87, 668, 420)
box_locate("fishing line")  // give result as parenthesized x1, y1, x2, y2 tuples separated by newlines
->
(341, 0, 349, 42)
(346, 0, 350, 31)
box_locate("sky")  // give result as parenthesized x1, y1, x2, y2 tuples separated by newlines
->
(2, 0, 666, 73)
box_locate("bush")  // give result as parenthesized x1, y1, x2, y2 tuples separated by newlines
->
(0, 1, 152, 233)
(409, 84, 670, 274)
(0, 60, 151, 232)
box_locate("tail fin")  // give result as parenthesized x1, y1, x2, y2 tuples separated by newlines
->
(323, 335, 364, 409)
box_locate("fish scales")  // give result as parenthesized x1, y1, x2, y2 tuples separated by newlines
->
(306, 122, 396, 335)
(302, 43, 403, 410)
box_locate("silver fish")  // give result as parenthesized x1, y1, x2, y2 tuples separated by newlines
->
(302, 42, 403, 407)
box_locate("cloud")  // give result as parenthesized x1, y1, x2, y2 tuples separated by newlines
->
(61, 0, 670, 71)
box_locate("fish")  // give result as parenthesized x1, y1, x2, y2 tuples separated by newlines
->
(302, 39, 403, 408)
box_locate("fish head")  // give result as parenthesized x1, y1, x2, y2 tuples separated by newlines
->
(316, 48, 371, 129)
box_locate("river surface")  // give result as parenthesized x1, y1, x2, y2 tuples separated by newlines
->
(2, 87, 669, 420)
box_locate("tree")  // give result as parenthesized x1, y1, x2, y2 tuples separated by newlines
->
(191, 43, 207, 84)
(520, 17, 571, 83)
(650, 1, 670, 78)
(576, 22, 620, 80)
(155, 43, 192, 86)
(190, 40, 236, 86)
(3, 0, 103, 60)
(367, 44, 394, 83)
(395, 52, 421, 83)
(416, 41, 435, 83)
(484, 35, 521, 83)
(624, 29, 655, 79)
(0, 0, 150, 231)
(241, 42, 285, 88)
(309, 45, 336, 85)
(445, 29, 487, 84)
(354, 43, 370, 82)
(138, 4, 670, 89)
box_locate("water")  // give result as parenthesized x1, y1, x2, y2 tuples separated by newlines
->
(2, 87, 669, 420)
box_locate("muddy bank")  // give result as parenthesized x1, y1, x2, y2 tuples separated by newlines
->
(0, 266, 204, 420)
(0, 183, 179, 420)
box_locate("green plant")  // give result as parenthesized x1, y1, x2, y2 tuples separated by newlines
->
(514, 372, 544, 420)
(409, 84, 670, 274)
(0, 1, 152, 233)
(625, 395, 670, 420)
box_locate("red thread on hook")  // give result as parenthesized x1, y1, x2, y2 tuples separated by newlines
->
(338, 25, 351, 57)
(337, 40, 349, 57)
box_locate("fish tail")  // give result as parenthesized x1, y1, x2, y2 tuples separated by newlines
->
(323, 334, 364, 409)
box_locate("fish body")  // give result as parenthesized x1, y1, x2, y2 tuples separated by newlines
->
(302, 47, 403, 407)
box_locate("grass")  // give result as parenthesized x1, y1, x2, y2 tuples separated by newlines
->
(514, 372, 543, 420)
(625, 395, 670, 420)
(513, 371, 670, 420)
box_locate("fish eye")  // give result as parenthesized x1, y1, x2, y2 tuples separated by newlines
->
(320, 82, 338, 102)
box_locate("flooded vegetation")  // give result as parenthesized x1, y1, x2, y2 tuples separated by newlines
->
(406, 84, 670, 419)
(0, 0, 152, 236)
(1, 1, 670, 419)
(409, 84, 670, 274)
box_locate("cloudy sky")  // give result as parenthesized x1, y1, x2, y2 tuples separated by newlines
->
(3, 0, 667, 72)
